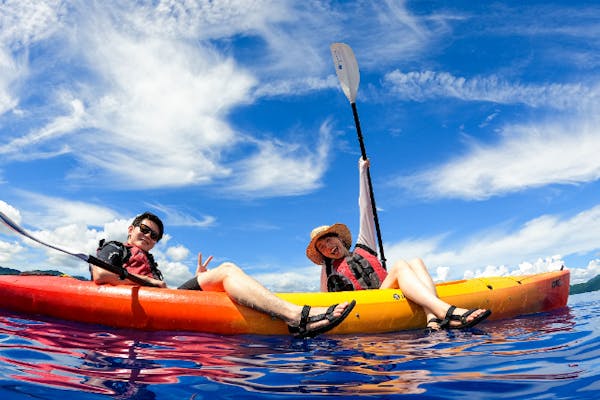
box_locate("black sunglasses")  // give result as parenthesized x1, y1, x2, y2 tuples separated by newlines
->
(138, 223, 160, 241)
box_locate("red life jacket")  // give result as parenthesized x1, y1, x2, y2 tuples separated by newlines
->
(94, 240, 163, 281)
(329, 245, 387, 291)
(123, 244, 160, 278)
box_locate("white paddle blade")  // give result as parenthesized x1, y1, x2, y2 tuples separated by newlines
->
(330, 42, 359, 103)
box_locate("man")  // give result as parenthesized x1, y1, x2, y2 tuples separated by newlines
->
(90, 212, 355, 338)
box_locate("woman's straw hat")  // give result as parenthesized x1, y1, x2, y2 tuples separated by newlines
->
(306, 223, 352, 265)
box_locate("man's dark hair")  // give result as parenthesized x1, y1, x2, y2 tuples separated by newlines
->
(131, 211, 164, 241)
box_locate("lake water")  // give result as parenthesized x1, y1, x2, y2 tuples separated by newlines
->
(0, 290, 598, 399)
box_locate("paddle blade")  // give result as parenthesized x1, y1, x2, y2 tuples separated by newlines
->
(330, 43, 360, 103)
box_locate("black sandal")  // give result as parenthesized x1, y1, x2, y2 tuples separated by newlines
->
(288, 300, 356, 338)
(439, 305, 492, 330)
(424, 317, 443, 334)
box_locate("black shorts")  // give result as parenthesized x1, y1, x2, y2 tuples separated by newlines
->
(177, 277, 203, 291)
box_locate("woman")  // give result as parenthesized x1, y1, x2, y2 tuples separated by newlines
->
(306, 159, 491, 331)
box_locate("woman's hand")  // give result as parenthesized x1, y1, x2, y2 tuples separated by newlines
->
(359, 157, 370, 169)
(195, 252, 214, 275)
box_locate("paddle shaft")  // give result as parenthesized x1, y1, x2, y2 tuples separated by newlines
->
(350, 102, 387, 269)
(0, 210, 157, 287)
(87, 255, 156, 287)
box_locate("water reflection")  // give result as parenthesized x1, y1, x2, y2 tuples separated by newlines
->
(0, 314, 268, 398)
(0, 303, 594, 399)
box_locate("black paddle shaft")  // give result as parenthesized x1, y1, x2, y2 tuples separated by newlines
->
(350, 102, 387, 269)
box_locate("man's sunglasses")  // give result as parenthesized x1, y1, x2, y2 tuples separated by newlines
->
(138, 223, 160, 241)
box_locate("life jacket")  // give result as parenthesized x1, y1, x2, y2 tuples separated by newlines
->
(93, 239, 163, 281)
(326, 244, 387, 292)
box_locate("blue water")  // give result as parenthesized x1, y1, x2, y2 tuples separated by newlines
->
(0, 291, 598, 399)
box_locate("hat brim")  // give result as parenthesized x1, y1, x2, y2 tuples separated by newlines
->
(306, 223, 352, 265)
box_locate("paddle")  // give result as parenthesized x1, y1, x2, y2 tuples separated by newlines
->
(330, 42, 387, 269)
(0, 210, 157, 287)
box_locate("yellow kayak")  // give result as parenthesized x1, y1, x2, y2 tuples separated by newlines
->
(0, 269, 569, 335)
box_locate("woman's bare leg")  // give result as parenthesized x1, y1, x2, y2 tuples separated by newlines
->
(381, 259, 488, 327)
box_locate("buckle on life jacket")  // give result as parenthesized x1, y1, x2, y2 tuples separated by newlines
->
(327, 274, 355, 292)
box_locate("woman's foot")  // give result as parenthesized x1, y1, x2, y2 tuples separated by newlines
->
(424, 317, 443, 334)
(438, 306, 491, 329)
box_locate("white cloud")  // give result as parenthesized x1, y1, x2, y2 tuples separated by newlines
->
(226, 120, 333, 197)
(395, 118, 600, 200)
(384, 70, 600, 110)
(462, 255, 566, 280)
(16, 191, 119, 229)
(0, 97, 85, 158)
(0, 1, 294, 194)
(149, 203, 216, 228)
(48, 2, 340, 195)
(126, 0, 290, 40)
(0, 48, 21, 115)
(253, 75, 339, 98)
(569, 259, 600, 284)
(252, 266, 321, 293)
(0, 199, 22, 226)
(155, 260, 194, 288)
(0, 0, 62, 45)
(71, 19, 254, 188)
(166, 245, 189, 262)
(0, 0, 63, 115)
(0, 1, 441, 197)
(0, 239, 25, 264)
(384, 204, 600, 283)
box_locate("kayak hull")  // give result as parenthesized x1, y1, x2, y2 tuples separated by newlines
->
(0, 270, 570, 335)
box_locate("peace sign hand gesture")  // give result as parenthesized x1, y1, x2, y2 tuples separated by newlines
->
(195, 252, 214, 275)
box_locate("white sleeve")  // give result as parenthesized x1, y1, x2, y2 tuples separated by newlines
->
(356, 158, 377, 251)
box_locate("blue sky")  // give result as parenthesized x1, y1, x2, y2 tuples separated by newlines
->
(1, 0, 599, 291)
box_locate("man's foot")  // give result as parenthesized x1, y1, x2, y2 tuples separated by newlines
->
(439, 306, 491, 329)
(288, 300, 356, 338)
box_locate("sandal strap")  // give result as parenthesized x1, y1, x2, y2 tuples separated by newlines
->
(292, 305, 311, 336)
(455, 308, 476, 324)
(288, 300, 356, 339)
(439, 306, 485, 329)
(438, 305, 456, 328)
(306, 304, 337, 323)
(289, 304, 336, 336)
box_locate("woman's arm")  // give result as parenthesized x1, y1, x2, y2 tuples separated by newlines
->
(320, 265, 328, 292)
(356, 158, 377, 251)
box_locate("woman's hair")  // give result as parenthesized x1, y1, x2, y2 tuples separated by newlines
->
(131, 211, 164, 241)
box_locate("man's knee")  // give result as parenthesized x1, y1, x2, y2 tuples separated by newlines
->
(217, 262, 244, 276)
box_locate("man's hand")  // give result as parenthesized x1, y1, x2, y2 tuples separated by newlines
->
(145, 276, 167, 288)
(195, 252, 214, 275)
(91, 265, 166, 288)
